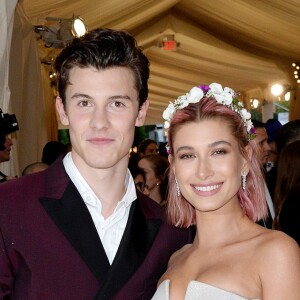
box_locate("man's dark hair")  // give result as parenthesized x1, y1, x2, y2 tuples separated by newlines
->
(54, 28, 149, 107)
(252, 119, 265, 129)
(0, 134, 5, 151)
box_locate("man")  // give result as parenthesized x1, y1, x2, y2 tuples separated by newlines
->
(0, 29, 192, 299)
(252, 120, 274, 228)
(252, 120, 271, 168)
(0, 110, 18, 182)
(0, 135, 14, 182)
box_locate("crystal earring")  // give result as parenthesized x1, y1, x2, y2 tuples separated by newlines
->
(175, 177, 181, 197)
(241, 171, 247, 190)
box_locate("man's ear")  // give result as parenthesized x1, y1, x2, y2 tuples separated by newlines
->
(135, 99, 149, 127)
(56, 96, 69, 126)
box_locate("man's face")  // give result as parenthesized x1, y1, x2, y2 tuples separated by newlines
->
(254, 127, 271, 165)
(56, 66, 148, 172)
(0, 135, 13, 163)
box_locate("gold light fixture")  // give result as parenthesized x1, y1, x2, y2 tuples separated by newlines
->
(35, 16, 88, 48)
(292, 62, 300, 84)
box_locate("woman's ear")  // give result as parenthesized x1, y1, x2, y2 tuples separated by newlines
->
(242, 145, 253, 172)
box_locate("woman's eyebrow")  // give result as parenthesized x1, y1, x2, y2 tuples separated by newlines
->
(175, 140, 232, 154)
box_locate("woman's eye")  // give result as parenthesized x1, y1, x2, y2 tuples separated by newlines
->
(179, 153, 194, 159)
(212, 149, 226, 155)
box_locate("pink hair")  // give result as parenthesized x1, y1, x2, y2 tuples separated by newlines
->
(166, 96, 267, 227)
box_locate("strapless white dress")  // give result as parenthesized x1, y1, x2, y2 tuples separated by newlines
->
(151, 280, 259, 300)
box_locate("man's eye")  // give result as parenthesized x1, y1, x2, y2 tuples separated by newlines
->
(114, 101, 125, 108)
(79, 100, 89, 107)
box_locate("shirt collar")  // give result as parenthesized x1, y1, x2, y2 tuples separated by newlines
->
(63, 152, 136, 211)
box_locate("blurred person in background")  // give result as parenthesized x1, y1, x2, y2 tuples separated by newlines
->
(138, 154, 169, 206)
(264, 118, 282, 172)
(137, 138, 158, 157)
(266, 119, 300, 200)
(0, 109, 19, 182)
(273, 140, 300, 246)
(252, 119, 274, 228)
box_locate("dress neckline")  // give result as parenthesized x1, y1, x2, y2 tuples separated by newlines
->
(158, 279, 260, 300)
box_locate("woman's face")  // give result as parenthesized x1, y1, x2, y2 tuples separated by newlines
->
(138, 158, 160, 191)
(134, 173, 150, 196)
(143, 143, 158, 156)
(171, 119, 247, 214)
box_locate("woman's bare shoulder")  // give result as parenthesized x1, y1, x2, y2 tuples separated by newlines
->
(255, 229, 300, 298)
(168, 243, 192, 266)
(257, 229, 299, 252)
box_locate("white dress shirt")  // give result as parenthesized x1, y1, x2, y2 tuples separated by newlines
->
(63, 152, 136, 264)
(264, 181, 275, 219)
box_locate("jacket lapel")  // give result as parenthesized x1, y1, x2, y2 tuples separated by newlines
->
(39, 181, 110, 283)
(93, 200, 162, 300)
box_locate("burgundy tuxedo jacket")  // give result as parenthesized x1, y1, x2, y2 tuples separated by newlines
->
(0, 158, 192, 299)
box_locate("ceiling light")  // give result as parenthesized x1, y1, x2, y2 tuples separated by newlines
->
(252, 99, 259, 108)
(271, 84, 283, 96)
(71, 16, 87, 38)
(284, 92, 290, 101)
(34, 15, 87, 48)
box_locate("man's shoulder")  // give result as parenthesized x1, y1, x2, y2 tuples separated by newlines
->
(136, 192, 165, 219)
(0, 158, 68, 201)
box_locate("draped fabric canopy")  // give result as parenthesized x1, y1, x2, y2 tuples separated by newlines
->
(22, 0, 300, 124)
(2, 0, 300, 174)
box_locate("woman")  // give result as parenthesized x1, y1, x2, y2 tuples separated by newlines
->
(138, 154, 169, 206)
(131, 165, 150, 196)
(152, 83, 300, 299)
(138, 138, 158, 157)
(273, 140, 300, 245)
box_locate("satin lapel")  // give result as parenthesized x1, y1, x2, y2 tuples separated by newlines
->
(94, 200, 162, 300)
(39, 181, 110, 283)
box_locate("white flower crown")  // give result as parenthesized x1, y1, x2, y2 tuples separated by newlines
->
(162, 83, 256, 140)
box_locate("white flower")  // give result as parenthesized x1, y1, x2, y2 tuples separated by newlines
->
(162, 82, 255, 140)
(209, 83, 223, 94)
(246, 121, 252, 132)
(163, 102, 176, 121)
(214, 92, 233, 105)
(164, 120, 170, 129)
(240, 108, 251, 121)
(209, 83, 233, 105)
(187, 87, 204, 103)
(224, 87, 235, 96)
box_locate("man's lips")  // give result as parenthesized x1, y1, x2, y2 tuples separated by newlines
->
(87, 137, 114, 144)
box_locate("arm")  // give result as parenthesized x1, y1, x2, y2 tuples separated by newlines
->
(260, 232, 300, 300)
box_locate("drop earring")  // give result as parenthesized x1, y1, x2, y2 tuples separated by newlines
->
(241, 171, 247, 190)
(175, 177, 181, 196)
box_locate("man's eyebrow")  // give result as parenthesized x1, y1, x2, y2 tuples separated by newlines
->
(108, 95, 131, 100)
(70, 94, 132, 100)
(70, 93, 92, 99)
(175, 140, 232, 154)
